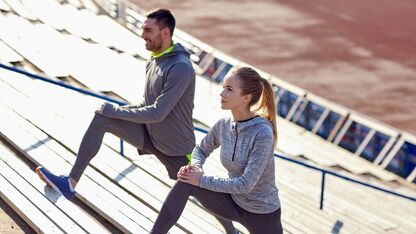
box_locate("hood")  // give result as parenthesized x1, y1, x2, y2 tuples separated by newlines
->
(156, 43, 191, 60)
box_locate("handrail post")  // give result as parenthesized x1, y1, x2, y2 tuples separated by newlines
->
(120, 139, 124, 157)
(320, 171, 326, 210)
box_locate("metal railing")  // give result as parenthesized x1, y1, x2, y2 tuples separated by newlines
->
(1, 63, 415, 211)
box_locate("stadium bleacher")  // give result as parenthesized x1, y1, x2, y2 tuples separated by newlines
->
(0, 40, 22, 63)
(1, 65, 415, 232)
(0, 0, 11, 11)
(1, 0, 416, 233)
(0, 143, 109, 233)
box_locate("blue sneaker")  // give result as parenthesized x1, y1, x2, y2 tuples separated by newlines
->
(35, 166, 76, 200)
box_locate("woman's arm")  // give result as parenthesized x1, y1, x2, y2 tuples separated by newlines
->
(192, 120, 222, 168)
(199, 127, 274, 194)
(177, 120, 222, 184)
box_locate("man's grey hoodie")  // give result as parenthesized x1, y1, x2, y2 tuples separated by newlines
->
(101, 43, 196, 156)
(193, 116, 280, 214)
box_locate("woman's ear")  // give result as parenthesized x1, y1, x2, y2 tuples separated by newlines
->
(243, 93, 252, 105)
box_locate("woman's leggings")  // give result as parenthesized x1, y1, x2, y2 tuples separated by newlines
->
(152, 181, 283, 234)
(68, 114, 236, 233)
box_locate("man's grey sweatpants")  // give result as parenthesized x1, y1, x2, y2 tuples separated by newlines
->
(69, 113, 188, 182)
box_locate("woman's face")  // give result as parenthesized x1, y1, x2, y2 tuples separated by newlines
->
(220, 75, 251, 110)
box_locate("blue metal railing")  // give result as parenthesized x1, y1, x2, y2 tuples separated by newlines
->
(0, 63, 125, 106)
(278, 154, 416, 207)
(1, 63, 415, 210)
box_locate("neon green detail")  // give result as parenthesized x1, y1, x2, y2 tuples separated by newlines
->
(151, 41, 174, 58)
(186, 153, 192, 165)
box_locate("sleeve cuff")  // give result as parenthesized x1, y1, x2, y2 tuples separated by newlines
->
(101, 102, 118, 117)
(199, 175, 209, 189)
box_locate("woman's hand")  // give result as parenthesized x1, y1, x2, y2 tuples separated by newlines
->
(177, 165, 203, 186)
(177, 165, 192, 177)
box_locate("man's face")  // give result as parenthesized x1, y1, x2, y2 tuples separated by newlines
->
(141, 18, 163, 53)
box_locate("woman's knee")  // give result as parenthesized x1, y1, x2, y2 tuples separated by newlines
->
(172, 181, 195, 194)
(175, 181, 193, 189)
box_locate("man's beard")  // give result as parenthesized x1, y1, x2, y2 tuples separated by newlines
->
(147, 36, 163, 52)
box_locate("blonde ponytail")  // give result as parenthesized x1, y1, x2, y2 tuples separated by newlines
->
(234, 67, 278, 145)
(254, 78, 277, 145)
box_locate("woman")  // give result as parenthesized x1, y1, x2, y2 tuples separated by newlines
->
(151, 67, 283, 234)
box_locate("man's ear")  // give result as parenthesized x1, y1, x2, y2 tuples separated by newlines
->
(162, 27, 171, 39)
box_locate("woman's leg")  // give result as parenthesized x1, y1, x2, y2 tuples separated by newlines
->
(240, 207, 283, 234)
(145, 140, 236, 233)
(152, 181, 242, 234)
(69, 113, 145, 182)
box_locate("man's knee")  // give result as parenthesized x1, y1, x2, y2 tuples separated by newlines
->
(158, 156, 188, 180)
(91, 113, 112, 127)
(167, 170, 178, 180)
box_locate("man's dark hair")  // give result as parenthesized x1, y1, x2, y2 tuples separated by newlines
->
(146, 8, 176, 36)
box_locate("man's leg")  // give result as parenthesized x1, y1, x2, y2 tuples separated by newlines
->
(37, 113, 146, 198)
(69, 113, 146, 182)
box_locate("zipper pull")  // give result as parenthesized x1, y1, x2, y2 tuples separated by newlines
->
(232, 123, 238, 161)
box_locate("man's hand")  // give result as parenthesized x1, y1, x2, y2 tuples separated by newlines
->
(95, 102, 117, 115)
(177, 165, 203, 186)
(95, 103, 106, 115)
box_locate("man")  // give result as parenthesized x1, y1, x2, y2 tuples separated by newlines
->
(36, 8, 237, 233)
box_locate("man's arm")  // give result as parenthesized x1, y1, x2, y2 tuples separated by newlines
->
(100, 62, 193, 123)
(120, 98, 145, 109)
